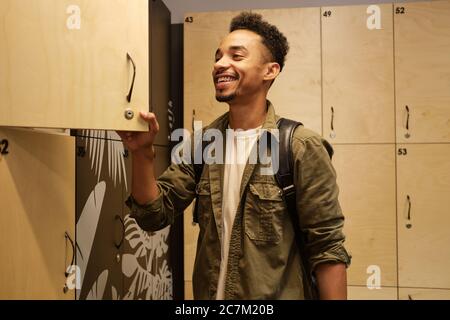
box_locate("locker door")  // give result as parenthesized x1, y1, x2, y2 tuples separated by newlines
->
(254, 8, 322, 133)
(184, 8, 322, 133)
(395, 0, 450, 143)
(0, 0, 148, 131)
(322, 4, 395, 143)
(399, 288, 450, 300)
(0, 128, 75, 299)
(397, 144, 450, 289)
(333, 145, 397, 288)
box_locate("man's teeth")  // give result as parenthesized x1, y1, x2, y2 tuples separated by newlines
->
(218, 76, 236, 83)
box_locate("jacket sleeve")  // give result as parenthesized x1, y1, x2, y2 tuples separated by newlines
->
(292, 129, 351, 273)
(125, 155, 197, 232)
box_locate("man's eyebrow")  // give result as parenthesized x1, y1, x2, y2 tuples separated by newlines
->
(229, 45, 248, 52)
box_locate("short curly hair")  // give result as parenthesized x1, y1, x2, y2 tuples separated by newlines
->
(230, 12, 289, 71)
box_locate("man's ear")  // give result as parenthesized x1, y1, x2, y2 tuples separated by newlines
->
(263, 62, 281, 81)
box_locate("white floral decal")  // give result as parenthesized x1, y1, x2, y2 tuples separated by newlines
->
(122, 214, 173, 300)
(82, 130, 127, 189)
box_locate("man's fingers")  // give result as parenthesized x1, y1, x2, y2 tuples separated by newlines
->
(139, 111, 159, 133)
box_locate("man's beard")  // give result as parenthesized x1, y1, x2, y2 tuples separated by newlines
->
(216, 92, 236, 102)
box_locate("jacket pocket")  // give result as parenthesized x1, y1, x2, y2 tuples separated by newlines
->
(244, 182, 285, 244)
(195, 180, 212, 229)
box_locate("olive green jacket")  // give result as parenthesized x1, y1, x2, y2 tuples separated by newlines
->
(126, 102, 351, 300)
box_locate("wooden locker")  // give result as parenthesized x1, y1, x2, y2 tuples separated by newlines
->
(332, 144, 397, 287)
(0, 0, 149, 131)
(397, 144, 450, 289)
(322, 4, 395, 143)
(184, 8, 322, 133)
(395, 0, 450, 143)
(348, 286, 398, 300)
(0, 128, 75, 299)
(399, 288, 450, 300)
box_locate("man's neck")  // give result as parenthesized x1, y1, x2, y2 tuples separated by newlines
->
(227, 97, 268, 130)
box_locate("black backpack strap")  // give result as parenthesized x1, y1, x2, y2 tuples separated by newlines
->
(274, 118, 320, 300)
(192, 161, 203, 224)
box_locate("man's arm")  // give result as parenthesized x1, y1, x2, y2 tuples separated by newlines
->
(315, 262, 347, 300)
(292, 129, 351, 300)
(118, 111, 160, 205)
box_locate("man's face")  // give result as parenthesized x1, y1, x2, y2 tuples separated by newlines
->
(212, 29, 271, 103)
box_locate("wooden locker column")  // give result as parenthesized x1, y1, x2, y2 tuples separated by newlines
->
(322, 4, 395, 143)
(395, 0, 450, 143)
(332, 145, 397, 290)
(184, 11, 233, 300)
(397, 144, 450, 289)
(183, 8, 323, 298)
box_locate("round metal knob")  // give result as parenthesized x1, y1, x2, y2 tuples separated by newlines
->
(124, 109, 134, 120)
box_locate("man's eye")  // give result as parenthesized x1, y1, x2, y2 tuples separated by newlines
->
(233, 54, 243, 60)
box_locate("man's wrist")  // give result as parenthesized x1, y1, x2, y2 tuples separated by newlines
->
(132, 145, 156, 162)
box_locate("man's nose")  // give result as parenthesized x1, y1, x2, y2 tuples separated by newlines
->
(214, 55, 230, 72)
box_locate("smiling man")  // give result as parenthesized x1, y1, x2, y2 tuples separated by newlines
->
(118, 12, 351, 300)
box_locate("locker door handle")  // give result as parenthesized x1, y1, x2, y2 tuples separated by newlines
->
(405, 105, 410, 139)
(126, 53, 137, 103)
(406, 195, 412, 229)
(114, 214, 125, 249)
(330, 107, 336, 138)
(168, 101, 175, 140)
(64, 232, 75, 277)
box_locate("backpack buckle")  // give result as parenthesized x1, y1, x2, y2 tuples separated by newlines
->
(282, 184, 295, 196)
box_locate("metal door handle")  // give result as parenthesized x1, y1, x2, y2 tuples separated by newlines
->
(126, 53, 136, 103)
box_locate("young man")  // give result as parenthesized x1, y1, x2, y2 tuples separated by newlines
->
(118, 12, 350, 300)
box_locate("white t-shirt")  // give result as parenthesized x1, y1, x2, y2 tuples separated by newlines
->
(216, 125, 262, 300)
